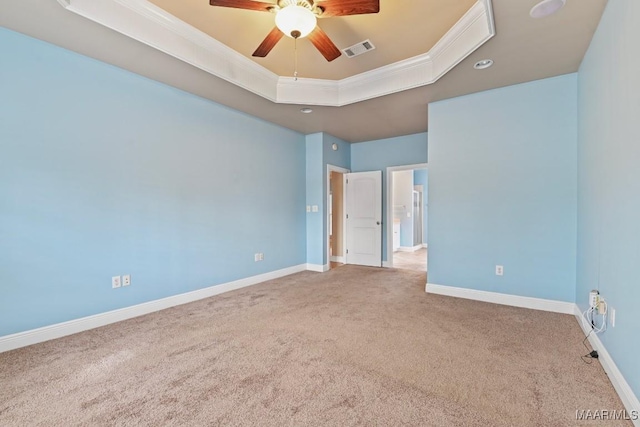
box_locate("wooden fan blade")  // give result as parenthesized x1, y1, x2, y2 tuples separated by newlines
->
(209, 0, 274, 12)
(316, 0, 379, 17)
(308, 26, 342, 62)
(252, 27, 284, 57)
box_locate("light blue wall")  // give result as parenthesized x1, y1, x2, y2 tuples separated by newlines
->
(351, 133, 428, 261)
(576, 0, 640, 398)
(305, 132, 350, 266)
(322, 134, 350, 265)
(305, 133, 324, 266)
(413, 169, 428, 244)
(428, 75, 577, 302)
(0, 28, 306, 336)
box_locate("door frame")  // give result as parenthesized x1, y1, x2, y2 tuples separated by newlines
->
(386, 163, 428, 268)
(413, 187, 425, 246)
(326, 164, 350, 269)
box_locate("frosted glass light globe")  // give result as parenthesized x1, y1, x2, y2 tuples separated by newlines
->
(275, 5, 317, 38)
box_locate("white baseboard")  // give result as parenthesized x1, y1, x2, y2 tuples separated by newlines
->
(424, 283, 638, 423)
(396, 245, 423, 253)
(0, 264, 307, 353)
(330, 256, 345, 263)
(425, 283, 575, 315)
(306, 263, 329, 273)
(574, 306, 640, 426)
(382, 261, 393, 268)
(422, 243, 428, 249)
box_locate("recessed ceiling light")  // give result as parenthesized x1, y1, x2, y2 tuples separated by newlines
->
(300, 107, 313, 114)
(530, 0, 566, 18)
(474, 59, 493, 70)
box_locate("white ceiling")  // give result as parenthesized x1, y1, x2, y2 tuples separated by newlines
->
(0, 0, 608, 142)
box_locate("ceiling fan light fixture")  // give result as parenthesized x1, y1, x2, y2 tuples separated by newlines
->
(530, 0, 566, 18)
(275, 5, 317, 38)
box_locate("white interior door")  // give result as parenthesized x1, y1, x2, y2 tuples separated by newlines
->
(345, 171, 382, 267)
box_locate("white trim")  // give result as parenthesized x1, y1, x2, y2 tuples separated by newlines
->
(422, 243, 428, 248)
(382, 261, 393, 268)
(58, 0, 495, 106)
(396, 245, 423, 253)
(306, 263, 330, 273)
(420, 283, 639, 420)
(330, 256, 345, 263)
(574, 307, 640, 425)
(386, 163, 428, 268)
(326, 164, 350, 270)
(425, 283, 575, 315)
(0, 264, 307, 353)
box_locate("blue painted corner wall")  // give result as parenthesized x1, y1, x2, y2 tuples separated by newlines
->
(305, 133, 350, 267)
(576, 0, 640, 399)
(0, 27, 306, 336)
(428, 74, 578, 303)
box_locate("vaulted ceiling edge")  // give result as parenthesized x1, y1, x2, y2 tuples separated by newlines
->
(60, 0, 495, 106)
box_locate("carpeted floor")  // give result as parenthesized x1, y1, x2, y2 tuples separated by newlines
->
(0, 266, 629, 426)
(393, 248, 428, 272)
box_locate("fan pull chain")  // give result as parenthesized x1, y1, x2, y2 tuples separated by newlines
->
(294, 37, 299, 81)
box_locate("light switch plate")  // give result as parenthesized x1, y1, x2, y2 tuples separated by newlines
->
(611, 308, 616, 327)
(112, 276, 121, 288)
(312, 205, 319, 212)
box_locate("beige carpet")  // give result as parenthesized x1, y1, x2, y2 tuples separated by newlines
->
(0, 266, 629, 426)
(393, 248, 428, 272)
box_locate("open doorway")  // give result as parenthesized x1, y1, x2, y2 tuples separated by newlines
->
(389, 166, 428, 272)
(327, 166, 348, 270)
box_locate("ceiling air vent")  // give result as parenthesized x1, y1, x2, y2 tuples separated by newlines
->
(342, 39, 376, 58)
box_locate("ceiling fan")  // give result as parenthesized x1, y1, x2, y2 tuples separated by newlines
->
(208, 0, 380, 62)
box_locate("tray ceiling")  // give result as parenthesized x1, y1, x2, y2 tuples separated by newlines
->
(147, 0, 477, 80)
(0, 0, 609, 142)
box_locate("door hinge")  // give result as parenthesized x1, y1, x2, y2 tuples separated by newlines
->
(346, 179, 349, 184)
(346, 249, 349, 254)
(346, 214, 349, 219)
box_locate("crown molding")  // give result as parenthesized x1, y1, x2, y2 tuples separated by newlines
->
(59, 0, 495, 107)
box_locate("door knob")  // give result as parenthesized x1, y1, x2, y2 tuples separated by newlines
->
(376, 221, 381, 225)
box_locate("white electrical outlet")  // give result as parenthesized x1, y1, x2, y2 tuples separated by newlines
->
(312, 205, 319, 213)
(589, 290, 599, 308)
(610, 308, 616, 327)
(254, 253, 261, 262)
(122, 275, 131, 287)
(495, 265, 504, 276)
(112, 276, 122, 288)
(259, 253, 264, 261)
(306, 205, 311, 213)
